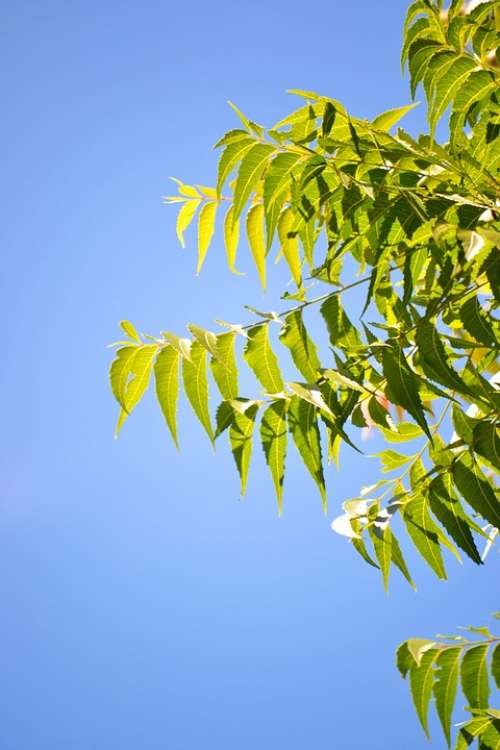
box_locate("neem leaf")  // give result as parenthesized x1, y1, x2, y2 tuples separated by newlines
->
(210, 332, 238, 400)
(229, 401, 259, 496)
(279, 309, 321, 382)
(473, 421, 500, 473)
(433, 647, 461, 747)
(460, 297, 499, 348)
(232, 143, 275, 223)
(382, 344, 431, 439)
(369, 525, 392, 592)
(402, 495, 447, 580)
(176, 198, 202, 248)
(246, 203, 267, 290)
(278, 208, 302, 287)
(182, 341, 214, 445)
(320, 295, 361, 349)
(224, 205, 242, 275)
(452, 454, 500, 530)
(260, 399, 288, 514)
(287, 395, 327, 512)
(415, 320, 474, 398)
(461, 644, 490, 709)
(409, 648, 439, 738)
(154, 345, 180, 448)
(372, 102, 418, 131)
(110, 345, 139, 411)
(492, 643, 500, 689)
(196, 201, 217, 274)
(428, 475, 482, 565)
(115, 345, 158, 437)
(216, 138, 255, 196)
(244, 324, 284, 394)
(120, 320, 142, 343)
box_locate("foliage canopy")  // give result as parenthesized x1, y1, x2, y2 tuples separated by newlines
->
(109, 1, 499, 745)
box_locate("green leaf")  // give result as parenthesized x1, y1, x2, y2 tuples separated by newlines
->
(120, 320, 141, 343)
(216, 138, 255, 196)
(473, 422, 500, 473)
(110, 345, 139, 411)
(320, 295, 361, 349)
(210, 332, 238, 400)
(415, 320, 474, 398)
(187, 324, 219, 359)
(461, 644, 490, 709)
(244, 324, 284, 394)
(260, 399, 288, 514)
(213, 128, 249, 148)
(182, 341, 214, 444)
(232, 144, 275, 223)
(428, 475, 482, 565)
(176, 199, 201, 247)
(460, 297, 499, 348)
(452, 454, 500, 530)
(390, 531, 416, 589)
(492, 643, 500, 689)
(229, 401, 259, 496)
(450, 70, 498, 141)
(287, 395, 327, 512)
(381, 344, 431, 439)
(379, 449, 412, 473)
(369, 525, 392, 592)
(409, 648, 439, 738)
(154, 345, 180, 448)
(455, 717, 494, 750)
(379, 422, 424, 443)
(402, 495, 448, 580)
(215, 400, 234, 438)
(434, 647, 461, 747)
(407, 638, 438, 666)
(396, 641, 413, 678)
(372, 103, 419, 131)
(429, 55, 476, 135)
(115, 345, 158, 436)
(162, 332, 192, 361)
(246, 203, 267, 290)
(196, 200, 217, 274)
(263, 152, 303, 210)
(278, 208, 302, 287)
(279, 309, 321, 382)
(223, 205, 242, 275)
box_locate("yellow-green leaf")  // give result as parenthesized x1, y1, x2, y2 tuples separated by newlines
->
(244, 324, 284, 394)
(278, 209, 302, 287)
(260, 400, 288, 514)
(196, 201, 217, 274)
(182, 341, 214, 444)
(246, 203, 267, 290)
(224, 205, 242, 274)
(176, 199, 201, 247)
(115, 345, 158, 436)
(154, 345, 180, 448)
(210, 332, 238, 400)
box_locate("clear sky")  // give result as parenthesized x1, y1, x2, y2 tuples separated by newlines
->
(2, 2, 498, 748)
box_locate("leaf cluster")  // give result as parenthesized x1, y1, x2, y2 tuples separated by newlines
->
(397, 616, 500, 748)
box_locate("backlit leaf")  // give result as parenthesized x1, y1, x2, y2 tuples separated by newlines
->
(287, 395, 327, 511)
(279, 309, 321, 382)
(260, 399, 288, 514)
(154, 345, 180, 448)
(244, 324, 284, 394)
(246, 203, 267, 289)
(182, 341, 214, 444)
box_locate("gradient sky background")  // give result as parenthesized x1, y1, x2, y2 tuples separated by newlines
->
(2, 1, 498, 748)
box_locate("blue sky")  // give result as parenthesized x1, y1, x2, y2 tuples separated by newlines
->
(2, 1, 498, 748)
